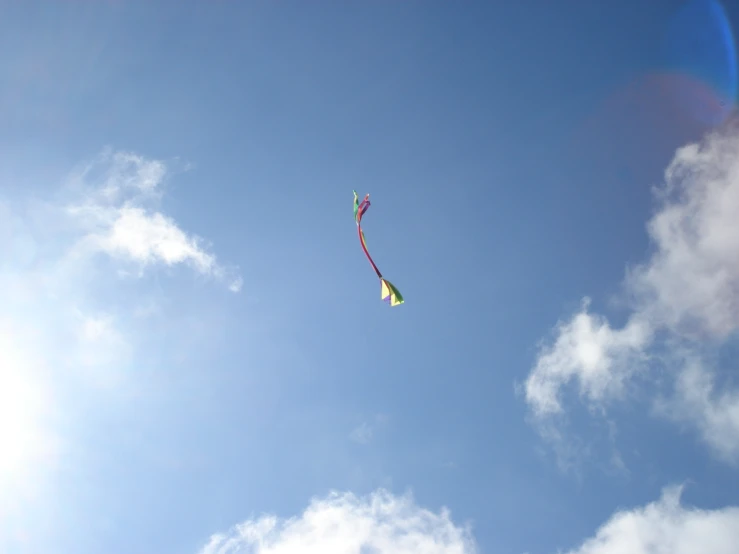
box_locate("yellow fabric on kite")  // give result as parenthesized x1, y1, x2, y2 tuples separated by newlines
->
(381, 279, 404, 307)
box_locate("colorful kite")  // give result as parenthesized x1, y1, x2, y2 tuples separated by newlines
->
(353, 190, 404, 306)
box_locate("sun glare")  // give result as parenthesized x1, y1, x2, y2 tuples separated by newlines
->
(0, 330, 50, 486)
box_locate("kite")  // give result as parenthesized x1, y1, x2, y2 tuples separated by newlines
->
(353, 190, 404, 306)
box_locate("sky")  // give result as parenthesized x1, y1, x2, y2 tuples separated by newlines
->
(1, 0, 739, 553)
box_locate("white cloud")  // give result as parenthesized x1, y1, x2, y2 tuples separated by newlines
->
(0, 148, 239, 539)
(523, 122, 739, 465)
(525, 300, 651, 418)
(69, 148, 167, 200)
(655, 358, 739, 464)
(197, 489, 477, 554)
(86, 206, 217, 270)
(65, 148, 241, 291)
(626, 131, 739, 339)
(564, 486, 739, 554)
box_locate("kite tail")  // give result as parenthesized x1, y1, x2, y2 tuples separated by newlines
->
(358, 224, 382, 279)
(353, 190, 404, 306)
(355, 192, 382, 278)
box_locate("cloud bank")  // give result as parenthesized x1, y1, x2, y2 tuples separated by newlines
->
(197, 486, 739, 554)
(197, 489, 477, 554)
(523, 121, 739, 465)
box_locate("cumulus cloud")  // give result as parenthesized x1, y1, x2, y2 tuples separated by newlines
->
(565, 486, 739, 554)
(197, 489, 477, 554)
(626, 131, 739, 339)
(523, 121, 739, 465)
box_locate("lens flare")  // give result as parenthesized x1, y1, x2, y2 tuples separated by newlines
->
(663, 0, 737, 125)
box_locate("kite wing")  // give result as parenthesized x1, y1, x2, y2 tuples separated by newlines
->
(381, 278, 404, 306)
(352, 190, 404, 306)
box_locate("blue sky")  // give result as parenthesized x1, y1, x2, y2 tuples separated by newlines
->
(1, 1, 739, 553)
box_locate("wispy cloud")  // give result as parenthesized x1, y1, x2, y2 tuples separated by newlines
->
(349, 413, 390, 445)
(65, 148, 242, 291)
(524, 299, 652, 418)
(522, 122, 739, 467)
(0, 148, 239, 546)
(0, 322, 58, 496)
(349, 422, 374, 444)
(197, 489, 477, 554)
(654, 357, 739, 464)
(564, 485, 739, 554)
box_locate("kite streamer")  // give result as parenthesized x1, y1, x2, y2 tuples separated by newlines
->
(353, 191, 404, 307)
